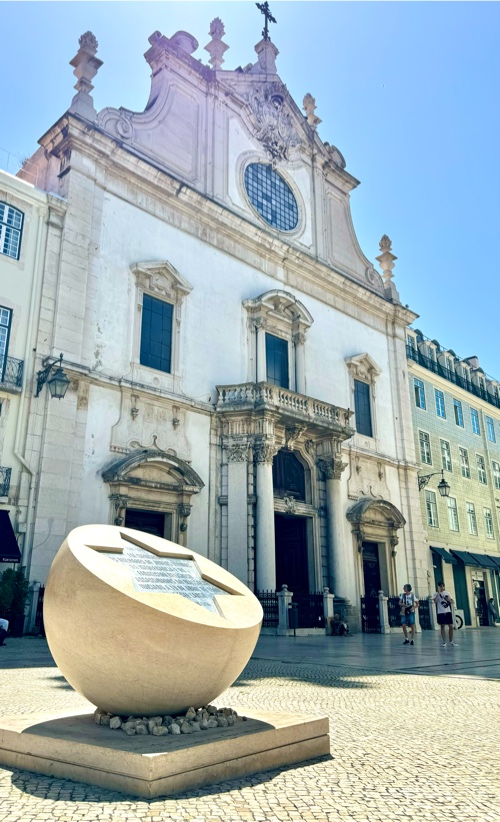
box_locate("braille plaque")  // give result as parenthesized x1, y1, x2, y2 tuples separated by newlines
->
(104, 543, 228, 614)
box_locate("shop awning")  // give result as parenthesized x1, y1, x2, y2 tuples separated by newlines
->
(430, 546, 457, 564)
(0, 510, 21, 563)
(488, 556, 500, 570)
(468, 553, 500, 569)
(450, 549, 481, 566)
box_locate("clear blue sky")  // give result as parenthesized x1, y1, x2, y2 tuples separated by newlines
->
(1, 2, 499, 375)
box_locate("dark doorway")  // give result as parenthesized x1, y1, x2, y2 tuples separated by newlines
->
(452, 561, 472, 625)
(124, 509, 172, 540)
(474, 579, 488, 626)
(275, 514, 309, 593)
(362, 542, 381, 597)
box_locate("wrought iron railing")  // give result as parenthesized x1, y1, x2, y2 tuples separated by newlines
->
(360, 596, 381, 633)
(256, 590, 279, 628)
(387, 596, 402, 628)
(216, 382, 353, 428)
(35, 586, 45, 636)
(417, 597, 432, 630)
(406, 345, 500, 410)
(0, 356, 24, 389)
(292, 592, 325, 629)
(0, 466, 11, 497)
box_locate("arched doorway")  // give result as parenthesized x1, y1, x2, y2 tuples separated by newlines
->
(346, 497, 406, 597)
(102, 449, 204, 546)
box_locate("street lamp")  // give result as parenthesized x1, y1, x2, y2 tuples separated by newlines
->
(35, 353, 71, 399)
(418, 469, 451, 498)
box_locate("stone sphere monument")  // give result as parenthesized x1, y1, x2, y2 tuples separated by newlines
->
(44, 524, 263, 716)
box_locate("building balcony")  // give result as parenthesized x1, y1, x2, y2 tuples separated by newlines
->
(406, 345, 500, 410)
(216, 381, 354, 438)
(0, 357, 24, 393)
(0, 466, 11, 498)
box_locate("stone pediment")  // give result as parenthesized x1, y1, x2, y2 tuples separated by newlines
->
(345, 353, 382, 384)
(130, 261, 193, 303)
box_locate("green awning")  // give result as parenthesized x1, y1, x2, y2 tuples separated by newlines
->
(0, 510, 21, 563)
(469, 553, 500, 569)
(450, 550, 481, 566)
(488, 556, 500, 570)
(430, 546, 457, 565)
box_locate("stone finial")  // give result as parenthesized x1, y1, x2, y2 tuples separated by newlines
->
(69, 31, 103, 120)
(302, 94, 321, 129)
(376, 235, 400, 301)
(204, 17, 229, 69)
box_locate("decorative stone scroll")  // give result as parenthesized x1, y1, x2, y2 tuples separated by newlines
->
(246, 82, 302, 161)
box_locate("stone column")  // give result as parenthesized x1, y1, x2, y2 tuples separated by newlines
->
(293, 331, 306, 394)
(277, 584, 293, 636)
(226, 442, 250, 584)
(320, 456, 349, 597)
(255, 319, 267, 383)
(254, 440, 278, 592)
(378, 591, 390, 633)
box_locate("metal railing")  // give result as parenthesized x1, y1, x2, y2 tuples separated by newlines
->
(360, 596, 381, 633)
(292, 592, 325, 629)
(0, 467, 11, 497)
(417, 597, 432, 630)
(0, 356, 24, 389)
(256, 590, 279, 628)
(407, 345, 500, 410)
(387, 596, 402, 628)
(216, 382, 353, 428)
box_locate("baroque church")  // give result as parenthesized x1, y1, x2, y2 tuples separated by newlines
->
(17, 14, 427, 629)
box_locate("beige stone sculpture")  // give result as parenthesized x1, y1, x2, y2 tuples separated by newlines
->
(44, 525, 263, 716)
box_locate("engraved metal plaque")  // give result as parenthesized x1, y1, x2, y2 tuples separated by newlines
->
(104, 543, 228, 614)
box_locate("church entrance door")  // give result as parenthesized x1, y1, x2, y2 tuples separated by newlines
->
(362, 542, 381, 597)
(274, 514, 309, 593)
(125, 509, 172, 540)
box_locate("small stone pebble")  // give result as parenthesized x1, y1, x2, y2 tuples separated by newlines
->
(170, 723, 181, 734)
(100, 704, 238, 736)
(152, 725, 169, 736)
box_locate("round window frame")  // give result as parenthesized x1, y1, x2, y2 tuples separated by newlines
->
(241, 160, 303, 235)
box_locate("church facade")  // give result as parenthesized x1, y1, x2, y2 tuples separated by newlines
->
(18, 19, 427, 628)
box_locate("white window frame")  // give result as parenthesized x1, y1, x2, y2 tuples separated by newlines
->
(0, 202, 24, 260)
(466, 502, 478, 536)
(440, 439, 452, 472)
(459, 447, 470, 479)
(447, 497, 459, 532)
(345, 354, 381, 443)
(484, 508, 494, 539)
(435, 388, 446, 418)
(476, 454, 487, 485)
(419, 430, 432, 465)
(486, 416, 496, 443)
(470, 407, 480, 435)
(425, 490, 439, 527)
(493, 460, 500, 491)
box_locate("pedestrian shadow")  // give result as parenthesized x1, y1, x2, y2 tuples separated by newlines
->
(9, 754, 333, 804)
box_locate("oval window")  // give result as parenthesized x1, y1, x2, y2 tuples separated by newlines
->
(244, 163, 298, 231)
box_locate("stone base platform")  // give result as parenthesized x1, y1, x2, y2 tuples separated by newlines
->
(0, 709, 330, 798)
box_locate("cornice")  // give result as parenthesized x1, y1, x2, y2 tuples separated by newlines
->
(40, 115, 415, 329)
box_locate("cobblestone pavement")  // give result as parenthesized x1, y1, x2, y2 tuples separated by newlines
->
(0, 637, 499, 821)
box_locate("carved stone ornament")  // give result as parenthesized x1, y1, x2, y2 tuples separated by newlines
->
(246, 82, 302, 160)
(318, 457, 347, 480)
(204, 17, 229, 69)
(284, 425, 307, 451)
(254, 440, 279, 464)
(302, 93, 321, 130)
(283, 496, 297, 515)
(323, 142, 346, 170)
(131, 261, 193, 303)
(227, 443, 249, 463)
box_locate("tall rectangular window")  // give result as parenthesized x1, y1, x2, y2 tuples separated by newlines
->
(470, 408, 480, 435)
(453, 399, 464, 427)
(484, 508, 494, 539)
(414, 378, 426, 409)
(354, 380, 373, 437)
(486, 416, 496, 443)
(493, 460, 500, 491)
(425, 490, 439, 527)
(139, 294, 173, 373)
(440, 440, 452, 472)
(419, 431, 432, 465)
(265, 333, 289, 388)
(466, 502, 478, 536)
(459, 447, 470, 478)
(435, 389, 446, 418)
(0, 306, 12, 380)
(476, 454, 487, 485)
(447, 497, 459, 532)
(0, 202, 23, 260)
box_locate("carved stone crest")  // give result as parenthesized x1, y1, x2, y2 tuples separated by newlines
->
(246, 83, 301, 160)
(227, 443, 249, 463)
(283, 496, 297, 514)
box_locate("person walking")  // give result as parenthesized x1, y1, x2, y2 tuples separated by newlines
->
(488, 598, 498, 626)
(399, 584, 418, 645)
(433, 582, 457, 646)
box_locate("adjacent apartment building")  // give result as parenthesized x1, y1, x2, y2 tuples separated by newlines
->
(407, 328, 500, 626)
(15, 20, 428, 630)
